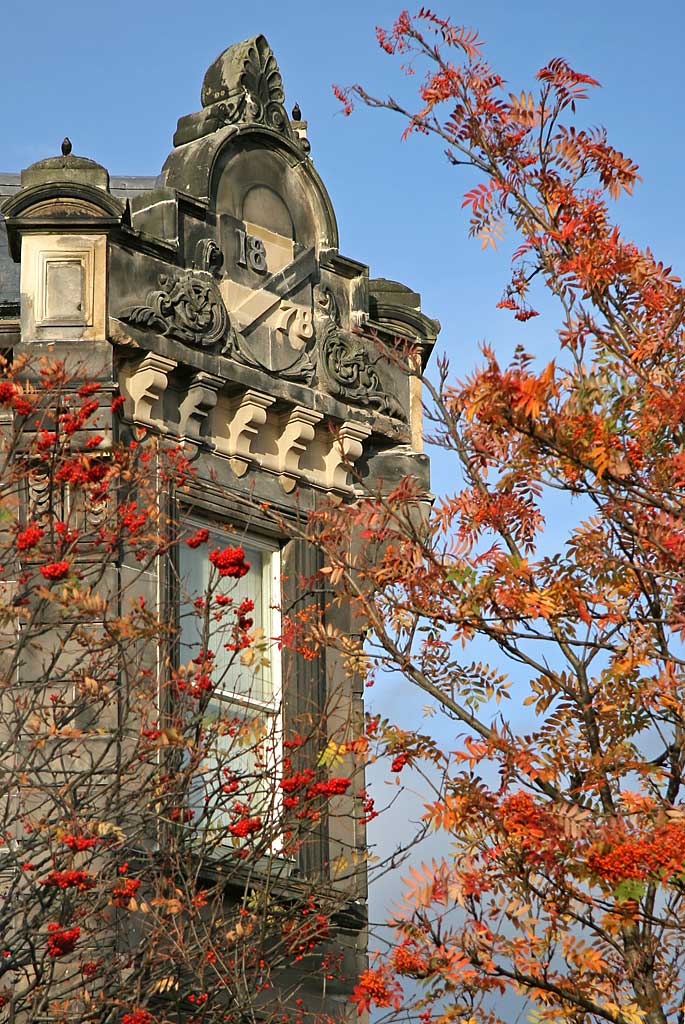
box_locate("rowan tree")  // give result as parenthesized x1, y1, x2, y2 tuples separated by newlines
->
(310, 11, 685, 1024)
(0, 354, 366, 1023)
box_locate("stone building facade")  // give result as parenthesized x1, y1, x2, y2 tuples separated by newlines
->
(0, 35, 437, 1018)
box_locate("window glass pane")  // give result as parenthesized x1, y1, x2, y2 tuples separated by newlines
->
(178, 526, 281, 839)
(190, 699, 276, 831)
(179, 536, 273, 705)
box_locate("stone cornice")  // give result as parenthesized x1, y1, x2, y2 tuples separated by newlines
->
(110, 315, 408, 446)
(1, 181, 125, 221)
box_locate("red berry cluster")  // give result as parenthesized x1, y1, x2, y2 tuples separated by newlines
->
(209, 545, 249, 578)
(16, 524, 43, 551)
(122, 1011, 151, 1024)
(46, 923, 80, 958)
(61, 834, 100, 851)
(185, 527, 209, 549)
(39, 560, 71, 581)
(40, 869, 95, 891)
(229, 816, 262, 838)
(111, 876, 141, 907)
(306, 778, 351, 799)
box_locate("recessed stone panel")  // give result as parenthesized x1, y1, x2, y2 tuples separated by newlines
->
(20, 233, 106, 341)
(41, 256, 87, 326)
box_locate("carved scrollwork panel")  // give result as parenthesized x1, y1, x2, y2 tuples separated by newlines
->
(315, 287, 406, 421)
(119, 272, 231, 350)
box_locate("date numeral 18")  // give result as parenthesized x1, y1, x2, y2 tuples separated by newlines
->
(236, 229, 267, 274)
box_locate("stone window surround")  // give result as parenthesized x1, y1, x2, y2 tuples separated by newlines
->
(19, 232, 108, 342)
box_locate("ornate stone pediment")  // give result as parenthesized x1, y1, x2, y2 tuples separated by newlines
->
(103, 33, 436, 486)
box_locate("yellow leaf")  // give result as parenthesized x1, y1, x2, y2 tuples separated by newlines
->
(317, 739, 345, 768)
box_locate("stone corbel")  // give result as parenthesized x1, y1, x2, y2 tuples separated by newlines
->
(323, 421, 372, 491)
(28, 464, 53, 521)
(119, 354, 177, 430)
(212, 389, 274, 476)
(178, 372, 224, 443)
(277, 406, 324, 488)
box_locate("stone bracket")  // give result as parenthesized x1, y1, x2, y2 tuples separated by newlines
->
(178, 372, 224, 442)
(277, 406, 324, 477)
(119, 353, 177, 430)
(213, 388, 275, 474)
(324, 421, 373, 490)
(117, 363, 374, 491)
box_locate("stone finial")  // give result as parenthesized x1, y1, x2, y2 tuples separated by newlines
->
(173, 35, 308, 151)
(61, 137, 72, 156)
(200, 35, 284, 113)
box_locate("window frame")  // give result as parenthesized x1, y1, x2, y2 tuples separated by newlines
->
(176, 517, 283, 842)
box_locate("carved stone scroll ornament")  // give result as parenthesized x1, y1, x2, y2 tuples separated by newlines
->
(315, 287, 406, 421)
(193, 238, 224, 278)
(118, 272, 232, 351)
(27, 464, 54, 521)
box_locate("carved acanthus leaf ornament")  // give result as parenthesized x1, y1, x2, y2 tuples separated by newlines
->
(198, 35, 309, 151)
(240, 35, 288, 134)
